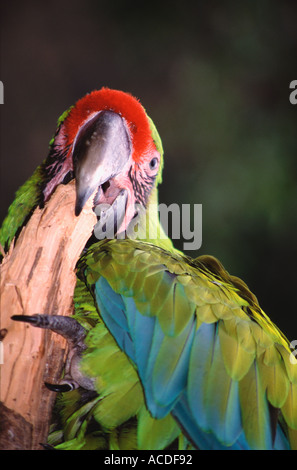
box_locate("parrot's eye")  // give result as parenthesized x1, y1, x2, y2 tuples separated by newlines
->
(149, 157, 158, 171)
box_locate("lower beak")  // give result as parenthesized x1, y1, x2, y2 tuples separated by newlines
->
(73, 109, 131, 216)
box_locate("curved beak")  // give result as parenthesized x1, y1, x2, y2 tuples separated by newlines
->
(73, 110, 131, 216)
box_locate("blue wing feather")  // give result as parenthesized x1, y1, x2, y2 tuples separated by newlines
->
(187, 322, 242, 445)
(151, 317, 196, 407)
(94, 277, 135, 360)
(92, 261, 291, 450)
(123, 296, 155, 380)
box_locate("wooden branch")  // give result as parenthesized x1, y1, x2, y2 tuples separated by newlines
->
(0, 181, 97, 449)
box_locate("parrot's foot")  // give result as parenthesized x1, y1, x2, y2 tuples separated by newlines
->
(11, 314, 96, 392)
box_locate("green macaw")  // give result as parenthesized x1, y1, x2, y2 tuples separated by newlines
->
(1, 88, 297, 450)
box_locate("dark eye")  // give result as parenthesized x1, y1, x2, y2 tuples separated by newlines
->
(149, 157, 158, 170)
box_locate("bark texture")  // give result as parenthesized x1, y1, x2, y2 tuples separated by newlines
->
(0, 181, 96, 449)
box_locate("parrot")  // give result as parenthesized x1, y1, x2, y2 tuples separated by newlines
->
(1, 87, 297, 450)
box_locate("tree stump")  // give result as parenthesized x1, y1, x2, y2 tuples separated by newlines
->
(0, 181, 96, 449)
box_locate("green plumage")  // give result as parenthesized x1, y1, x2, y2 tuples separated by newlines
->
(0, 165, 44, 250)
(75, 239, 297, 449)
(48, 277, 184, 450)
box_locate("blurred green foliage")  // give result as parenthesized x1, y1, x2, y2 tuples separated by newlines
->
(1, 0, 297, 337)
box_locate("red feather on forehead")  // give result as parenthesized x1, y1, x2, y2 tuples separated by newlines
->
(64, 88, 156, 162)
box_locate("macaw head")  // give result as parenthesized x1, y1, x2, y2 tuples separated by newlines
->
(43, 88, 164, 235)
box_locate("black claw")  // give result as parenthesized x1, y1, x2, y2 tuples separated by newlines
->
(44, 381, 74, 393)
(11, 315, 40, 325)
(11, 314, 86, 346)
(40, 443, 57, 450)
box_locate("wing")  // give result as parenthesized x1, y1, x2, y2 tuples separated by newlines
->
(78, 238, 297, 450)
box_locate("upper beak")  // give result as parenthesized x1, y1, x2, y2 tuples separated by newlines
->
(73, 110, 131, 216)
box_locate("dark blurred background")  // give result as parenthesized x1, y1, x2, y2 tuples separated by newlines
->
(1, 1, 297, 340)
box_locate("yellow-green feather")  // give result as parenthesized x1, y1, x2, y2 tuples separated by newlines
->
(78, 238, 297, 449)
